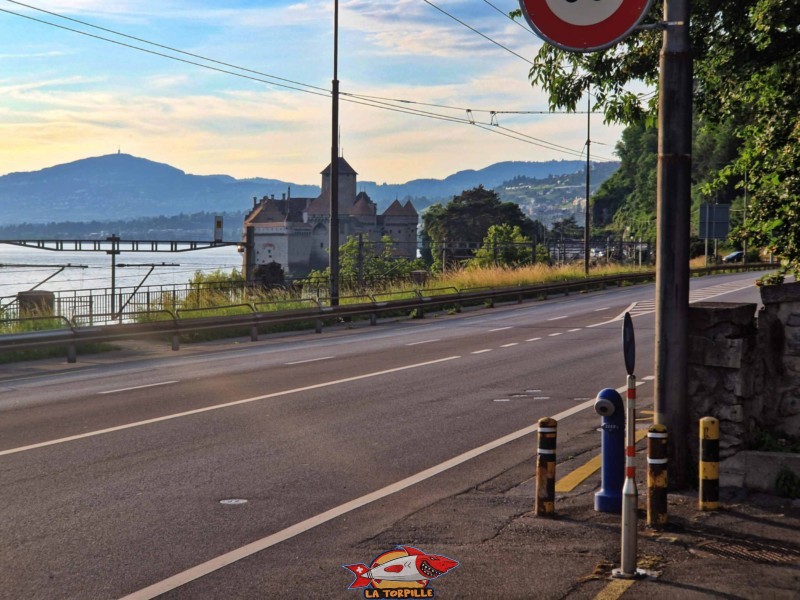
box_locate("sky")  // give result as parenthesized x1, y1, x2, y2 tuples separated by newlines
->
(0, 0, 630, 186)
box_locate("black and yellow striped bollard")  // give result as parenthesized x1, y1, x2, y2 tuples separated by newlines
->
(535, 417, 557, 516)
(647, 424, 668, 528)
(699, 417, 720, 511)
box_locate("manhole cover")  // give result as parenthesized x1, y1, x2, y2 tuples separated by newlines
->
(692, 539, 800, 564)
(219, 499, 248, 506)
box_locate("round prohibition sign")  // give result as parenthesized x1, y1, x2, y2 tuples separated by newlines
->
(519, 0, 655, 52)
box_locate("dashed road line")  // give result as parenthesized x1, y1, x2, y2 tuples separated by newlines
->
(547, 315, 569, 321)
(489, 327, 512, 332)
(285, 356, 333, 365)
(548, 332, 563, 337)
(526, 337, 542, 342)
(500, 343, 518, 348)
(406, 339, 440, 346)
(471, 349, 492, 354)
(1, 356, 461, 458)
(98, 381, 179, 395)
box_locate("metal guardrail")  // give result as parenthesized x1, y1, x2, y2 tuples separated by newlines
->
(0, 263, 772, 362)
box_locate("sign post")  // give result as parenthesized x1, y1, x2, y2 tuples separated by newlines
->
(614, 313, 645, 578)
(518, 0, 655, 52)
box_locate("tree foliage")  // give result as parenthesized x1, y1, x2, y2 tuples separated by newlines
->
(421, 186, 538, 267)
(526, 0, 800, 272)
(307, 235, 425, 290)
(467, 224, 534, 269)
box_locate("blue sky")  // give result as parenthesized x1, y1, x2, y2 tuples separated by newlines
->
(0, 1, 628, 185)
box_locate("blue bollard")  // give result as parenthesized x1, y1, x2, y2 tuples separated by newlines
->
(594, 388, 626, 513)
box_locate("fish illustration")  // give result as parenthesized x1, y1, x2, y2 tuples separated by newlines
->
(344, 546, 459, 589)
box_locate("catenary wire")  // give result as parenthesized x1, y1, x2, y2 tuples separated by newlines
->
(0, 2, 614, 161)
(420, 0, 534, 65)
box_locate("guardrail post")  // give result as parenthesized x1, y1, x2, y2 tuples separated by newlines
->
(699, 417, 719, 511)
(370, 313, 377, 326)
(250, 326, 258, 342)
(535, 417, 557, 516)
(315, 318, 323, 334)
(67, 343, 77, 364)
(172, 334, 180, 351)
(415, 291, 424, 319)
(647, 424, 668, 528)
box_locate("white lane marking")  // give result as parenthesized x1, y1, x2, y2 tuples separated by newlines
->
(548, 332, 562, 337)
(526, 337, 542, 342)
(642, 375, 655, 381)
(568, 328, 581, 333)
(594, 307, 610, 312)
(285, 356, 333, 365)
(471, 349, 492, 354)
(406, 339, 440, 346)
(98, 381, 179, 395)
(0, 356, 461, 458)
(500, 343, 518, 348)
(547, 316, 568, 321)
(488, 327, 512, 332)
(119, 395, 607, 600)
(493, 398, 510, 402)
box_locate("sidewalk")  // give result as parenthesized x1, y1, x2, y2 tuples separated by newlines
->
(358, 439, 800, 599)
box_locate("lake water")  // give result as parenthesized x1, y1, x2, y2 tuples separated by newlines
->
(0, 243, 243, 301)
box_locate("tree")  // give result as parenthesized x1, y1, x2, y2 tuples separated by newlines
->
(468, 224, 534, 269)
(421, 186, 535, 268)
(307, 235, 425, 291)
(521, 0, 800, 273)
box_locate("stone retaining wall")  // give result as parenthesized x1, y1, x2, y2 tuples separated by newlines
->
(688, 281, 800, 463)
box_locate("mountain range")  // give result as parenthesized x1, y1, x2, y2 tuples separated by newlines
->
(0, 153, 602, 224)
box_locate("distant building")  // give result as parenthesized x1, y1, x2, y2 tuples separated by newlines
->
(242, 157, 418, 280)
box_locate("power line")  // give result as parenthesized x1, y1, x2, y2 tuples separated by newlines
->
(420, 0, 534, 65)
(481, 0, 535, 34)
(0, 1, 615, 161)
(4, 0, 330, 95)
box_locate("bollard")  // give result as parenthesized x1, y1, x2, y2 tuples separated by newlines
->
(699, 417, 720, 511)
(171, 334, 180, 351)
(250, 326, 258, 342)
(535, 417, 557, 517)
(67, 343, 77, 364)
(612, 374, 643, 579)
(647, 424, 668, 528)
(594, 388, 625, 513)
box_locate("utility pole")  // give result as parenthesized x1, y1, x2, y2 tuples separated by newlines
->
(584, 84, 591, 276)
(654, 0, 693, 488)
(329, 0, 340, 306)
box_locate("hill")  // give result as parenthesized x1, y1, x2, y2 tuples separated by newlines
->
(0, 154, 614, 225)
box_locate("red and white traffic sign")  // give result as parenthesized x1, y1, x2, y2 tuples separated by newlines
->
(519, 0, 655, 53)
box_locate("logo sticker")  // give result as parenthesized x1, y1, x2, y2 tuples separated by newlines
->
(343, 545, 459, 598)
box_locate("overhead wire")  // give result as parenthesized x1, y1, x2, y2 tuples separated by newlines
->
(0, 1, 615, 161)
(420, 0, 534, 65)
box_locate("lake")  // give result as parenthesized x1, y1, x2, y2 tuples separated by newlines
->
(0, 243, 243, 301)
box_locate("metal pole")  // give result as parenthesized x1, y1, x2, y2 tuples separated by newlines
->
(613, 374, 641, 578)
(584, 84, 591, 276)
(654, 0, 693, 488)
(329, 0, 340, 306)
(743, 169, 748, 260)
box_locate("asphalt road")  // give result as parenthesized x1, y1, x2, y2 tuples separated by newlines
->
(0, 271, 765, 599)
